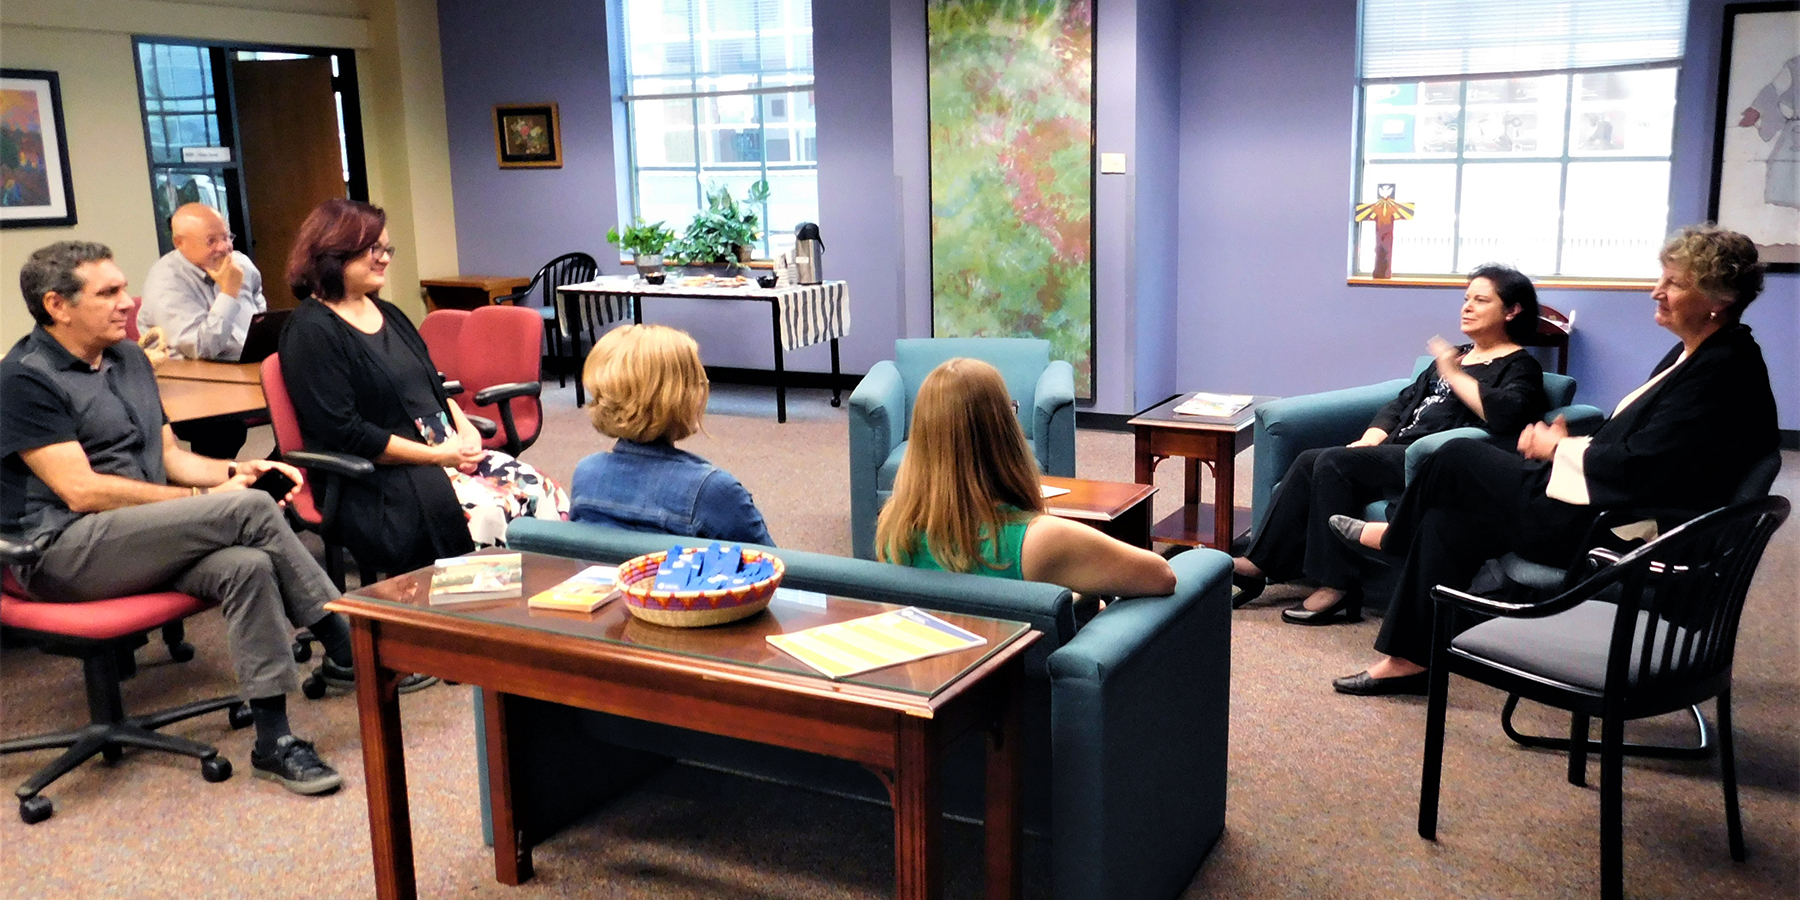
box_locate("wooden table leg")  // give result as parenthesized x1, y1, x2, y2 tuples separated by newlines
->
(893, 716, 943, 900)
(1213, 438, 1236, 551)
(984, 666, 1024, 900)
(1120, 493, 1154, 549)
(483, 691, 533, 885)
(1133, 429, 1154, 485)
(1184, 456, 1202, 507)
(351, 619, 416, 900)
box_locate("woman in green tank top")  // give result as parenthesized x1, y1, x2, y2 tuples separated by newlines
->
(875, 358, 1175, 598)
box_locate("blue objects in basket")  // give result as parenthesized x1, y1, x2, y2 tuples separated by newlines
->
(649, 542, 771, 593)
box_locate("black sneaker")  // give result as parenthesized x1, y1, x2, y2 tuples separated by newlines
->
(316, 658, 440, 694)
(250, 735, 343, 795)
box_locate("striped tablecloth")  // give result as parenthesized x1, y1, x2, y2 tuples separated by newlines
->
(556, 279, 851, 351)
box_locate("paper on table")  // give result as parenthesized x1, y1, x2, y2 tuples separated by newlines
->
(767, 607, 986, 679)
(1173, 392, 1253, 418)
(1040, 484, 1071, 499)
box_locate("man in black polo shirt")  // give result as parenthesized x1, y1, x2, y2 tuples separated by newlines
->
(1, 241, 358, 795)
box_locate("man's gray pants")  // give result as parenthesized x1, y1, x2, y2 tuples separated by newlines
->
(20, 491, 341, 700)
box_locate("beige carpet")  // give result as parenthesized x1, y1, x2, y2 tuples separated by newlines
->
(1, 381, 1794, 899)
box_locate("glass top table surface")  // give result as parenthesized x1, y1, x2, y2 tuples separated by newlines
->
(343, 550, 1032, 698)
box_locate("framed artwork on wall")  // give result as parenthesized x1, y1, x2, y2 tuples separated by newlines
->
(0, 69, 78, 229)
(1708, 2, 1799, 272)
(494, 102, 563, 169)
(926, 0, 1095, 398)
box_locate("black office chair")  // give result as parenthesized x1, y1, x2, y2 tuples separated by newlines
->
(1481, 450, 1783, 757)
(496, 252, 598, 395)
(1418, 495, 1791, 900)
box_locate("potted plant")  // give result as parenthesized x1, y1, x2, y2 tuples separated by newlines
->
(671, 180, 770, 267)
(605, 218, 677, 275)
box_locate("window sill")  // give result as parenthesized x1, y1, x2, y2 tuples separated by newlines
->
(1347, 276, 1654, 291)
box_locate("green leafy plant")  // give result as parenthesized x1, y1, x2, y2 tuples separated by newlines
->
(672, 180, 770, 264)
(605, 219, 677, 258)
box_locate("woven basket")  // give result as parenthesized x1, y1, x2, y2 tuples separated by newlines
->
(616, 548, 784, 628)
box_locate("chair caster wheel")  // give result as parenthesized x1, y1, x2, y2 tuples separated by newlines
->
(292, 639, 312, 663)
(168, 641, 196, 663)
(228, 702, 254, 730)
(102, 744, 123, 764)
(19, 795, 52, 824)
(202, 755, 232, 783)
(301, 672, 327, 700)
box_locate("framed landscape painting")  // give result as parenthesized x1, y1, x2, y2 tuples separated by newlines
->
(1708, 2, 1799, 271)
(0, 69, 77, 229)
(494, 102, 563, 169)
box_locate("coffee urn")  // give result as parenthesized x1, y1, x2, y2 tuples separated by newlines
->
(794, 222, 824, 284)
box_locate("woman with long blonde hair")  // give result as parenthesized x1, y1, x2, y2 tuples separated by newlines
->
(876, 358, 1175, 597)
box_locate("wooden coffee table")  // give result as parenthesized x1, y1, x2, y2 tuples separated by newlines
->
(328, 551, 1037, 900)
(1040, 475, 1156, 548)
(420, 274, 532, 311)
(1128, 394, 1277, 551)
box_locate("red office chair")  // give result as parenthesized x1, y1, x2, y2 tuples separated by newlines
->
(457, 305, 545, 457)
(125, 295, 143, 342)
(260, 355, 377, 595)
(0, 535, 251, 824)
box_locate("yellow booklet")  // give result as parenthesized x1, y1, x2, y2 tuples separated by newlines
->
(767, 607, 986, 679)
(526, 565, 619, 613)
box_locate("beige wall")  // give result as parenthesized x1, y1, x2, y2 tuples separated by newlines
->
(0, 0, 456, 347)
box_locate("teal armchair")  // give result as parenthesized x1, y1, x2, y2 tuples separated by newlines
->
(1250, 358, 1590, 533)
(849, 338, 1077, 559)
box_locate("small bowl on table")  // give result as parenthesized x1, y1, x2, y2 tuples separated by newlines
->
(756, 273, 778, 289)
(643, 272, 667, 286)
(615, 548, 785, 627)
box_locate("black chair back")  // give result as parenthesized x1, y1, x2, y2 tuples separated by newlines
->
(1592, 496, 1788, 705)
(525, 252, 598, 310)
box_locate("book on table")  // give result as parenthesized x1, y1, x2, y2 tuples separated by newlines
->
(526, 565, 620, 613)
(428, 553, 523, 605)
(767, 607, 987, 679)
(1173, 392, 1254, 418)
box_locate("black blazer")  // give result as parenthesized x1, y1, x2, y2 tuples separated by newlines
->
(1525, 323, 1778, 524)
(278, 297, 475, 572)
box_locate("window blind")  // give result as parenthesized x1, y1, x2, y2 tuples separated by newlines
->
(1360, 0, 1688, 81)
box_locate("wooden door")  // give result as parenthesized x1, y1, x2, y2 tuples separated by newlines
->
(233, 57, 346, 310)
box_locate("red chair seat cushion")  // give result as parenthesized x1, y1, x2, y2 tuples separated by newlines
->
(0, 590, 212, 642)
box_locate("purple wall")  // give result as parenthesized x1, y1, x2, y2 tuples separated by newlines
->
(437, 0, 1794, 426)
(1175, 0, 1796, 428)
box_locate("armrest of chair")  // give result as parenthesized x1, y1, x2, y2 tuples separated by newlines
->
(1552, 404, 1606, 436)
(1251, 378, 1409, 531)
(0, 534, 49, 566)
(473, 381, 543, 406)
(1402, 426, 1491, 485)
(281, 450, 376, 480)
(440, 374, 464, 397)
(848, 361, 905, 457)
(468, 415, 499, 440)
(1033, 360, 1077, 477)
(493, 289, 529, 306)
(1046, 547, 1232, 900)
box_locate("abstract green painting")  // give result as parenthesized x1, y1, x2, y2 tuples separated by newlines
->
(928, 0, 1094, 394)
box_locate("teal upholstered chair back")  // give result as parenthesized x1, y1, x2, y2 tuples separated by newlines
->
(848, 337, 1077, 559)
(893, 337, 1050, 432)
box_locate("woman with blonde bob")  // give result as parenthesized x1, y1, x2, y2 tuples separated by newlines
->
(569, 324, 772, 544)
(877, 358, 1175, 597)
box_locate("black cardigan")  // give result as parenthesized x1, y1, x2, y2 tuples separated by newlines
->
(278, 297, 475, 572)
(1370, 346, 1549, 444)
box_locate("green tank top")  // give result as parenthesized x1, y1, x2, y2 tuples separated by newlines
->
(908, 510, 1034, 580)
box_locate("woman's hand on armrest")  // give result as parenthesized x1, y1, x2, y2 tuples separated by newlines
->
(1021, 515, 1177, 598)
(1348, 427, 1388, 448)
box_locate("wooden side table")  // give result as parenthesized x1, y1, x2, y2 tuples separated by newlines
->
(1127, 394, 1277, 551)
(420, 275, 532, 311)
(1039, 475, 1157, 548)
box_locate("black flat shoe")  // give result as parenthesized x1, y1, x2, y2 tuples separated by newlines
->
(1329, 514, 1395, 561)
(1231, 571, 1266, 608)
(1281, 585, 1362, 625)
(1332, 670, 1429, 696)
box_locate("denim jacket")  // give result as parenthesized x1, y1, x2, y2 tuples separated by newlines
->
(569, 439, 774, 546)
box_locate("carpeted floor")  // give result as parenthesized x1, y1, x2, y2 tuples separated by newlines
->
(1, 380, 1794, 899)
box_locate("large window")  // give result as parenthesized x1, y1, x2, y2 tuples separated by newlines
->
(615, 0, 817, 259)
(1353, 0, 1689, 279)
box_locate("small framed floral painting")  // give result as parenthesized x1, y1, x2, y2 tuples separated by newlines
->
(494, 102, 562, 169)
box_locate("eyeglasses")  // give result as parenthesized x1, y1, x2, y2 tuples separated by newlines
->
(365, 243, 397, 260)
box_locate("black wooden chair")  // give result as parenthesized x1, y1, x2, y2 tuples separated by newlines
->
(1418, 495, 1791, 900)
(496, 252, 598, 397)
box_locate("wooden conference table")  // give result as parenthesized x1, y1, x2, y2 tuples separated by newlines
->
(154, 359, 266, 424)
(556, 276, 851, 422)
(329, 550, 1038, 900)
